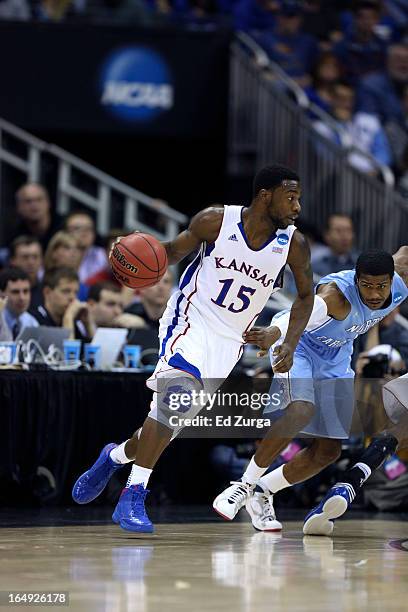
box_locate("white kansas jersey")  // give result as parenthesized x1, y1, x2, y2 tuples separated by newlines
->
(177, 205, 296, 341)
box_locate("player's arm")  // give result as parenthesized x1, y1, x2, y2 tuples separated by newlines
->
(245, 232, 314, 373)
(162, 206, 224, 265)
(244, 252, 349, 365)
(393, 245, 408, 288)
(282, 230, 315, 351)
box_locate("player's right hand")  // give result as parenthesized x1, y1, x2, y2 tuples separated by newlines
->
(243, 325, 281, 358)
(271, 342, 294, 373)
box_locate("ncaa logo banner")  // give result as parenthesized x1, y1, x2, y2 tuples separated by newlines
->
(100, 46, 174, 122)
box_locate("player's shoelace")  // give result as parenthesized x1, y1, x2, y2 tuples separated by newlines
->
(129, 486, 150, 512)
(227, 481, 251, 503)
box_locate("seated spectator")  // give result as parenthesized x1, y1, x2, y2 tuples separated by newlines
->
(301, 0, 342, 49)
(340, 0, 401, 44)
(233, 0, 278, 33)
(125, 269, 173, 331)
(31, 267, 95, 341)
(254, 0, 318, 86)
(312, 213, 358, 278)
(44, 231, 88, 301)
(10, 183, 63, 251)
(87, 282, 145, 329)
(65, 211, 107, 284)
(9, 236, 44, 310)
(334, 1, 388, 85)
(357, 42, 408, 124)
(313, 81, 392, 173)
(0, 268, 39, 342)
(385, 82, 408, 173)
(305, 51, 343, 113)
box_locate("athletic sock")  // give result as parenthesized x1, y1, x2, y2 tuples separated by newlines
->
(110, 441, 132, 465)
(258, 464, 291, 494)
(339, 435, 398, 491)
(126, 464, 152, 488)
(242, 456, 269, 485)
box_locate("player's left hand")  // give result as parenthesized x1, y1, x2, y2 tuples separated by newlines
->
(243, 325, 281, 358)
(271, 342, 294, 373)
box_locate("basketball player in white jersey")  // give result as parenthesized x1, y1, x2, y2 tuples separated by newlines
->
(72, 164, 314, 532)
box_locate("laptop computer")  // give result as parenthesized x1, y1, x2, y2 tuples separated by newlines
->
(17, 326, 71, 355)
(91, 327, 128, 369)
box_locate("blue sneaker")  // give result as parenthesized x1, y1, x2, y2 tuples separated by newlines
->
(72, 443, 123, 504)
(303, 483, 355, 536)
(112, 484, 154, 533)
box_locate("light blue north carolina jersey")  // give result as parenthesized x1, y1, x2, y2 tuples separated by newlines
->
(303, 269, 408, 358)
(268, 268, 408, 439)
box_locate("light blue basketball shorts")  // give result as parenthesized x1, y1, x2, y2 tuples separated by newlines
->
(266, 338, 355, 439)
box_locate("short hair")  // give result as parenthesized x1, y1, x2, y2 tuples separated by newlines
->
(88, 282, 121, 302)
(64, 210, 94, 227)
(356, 249, 394, 279)
(324, 213, 353, 232)
(253, 164, 300, 197)
(10, 235, 43, 258)
(0, 268, 30, 291)
(42, 267, 79, 290)
(15, 182, 49, 203)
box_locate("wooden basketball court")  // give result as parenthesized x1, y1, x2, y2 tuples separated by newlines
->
(0, 510, 407, 611)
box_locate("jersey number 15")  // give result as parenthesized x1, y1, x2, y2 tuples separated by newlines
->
(211, 278, 256, 313)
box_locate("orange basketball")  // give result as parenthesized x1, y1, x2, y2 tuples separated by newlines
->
(109, 232, 168, 289)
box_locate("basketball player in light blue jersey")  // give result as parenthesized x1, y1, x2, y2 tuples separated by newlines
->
(213, 247, 408, 532)
(71, 164, 315, 533)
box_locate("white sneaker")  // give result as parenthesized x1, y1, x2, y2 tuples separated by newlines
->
(213, 481, 254, 520)
(245, 491, 282, 532)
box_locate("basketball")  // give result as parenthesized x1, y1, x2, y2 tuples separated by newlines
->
(109, 232, 168, 289)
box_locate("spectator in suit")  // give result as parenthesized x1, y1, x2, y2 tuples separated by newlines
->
(65, 211, 107, 284)
(31, 267, 95, 341)
(11, 183, 63, 251)
(0, 268, 39, 341)
(312, 214, 358, 278)
(9, 236, 44, 310)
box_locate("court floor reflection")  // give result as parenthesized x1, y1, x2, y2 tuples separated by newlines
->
(0, 518, 407, 611)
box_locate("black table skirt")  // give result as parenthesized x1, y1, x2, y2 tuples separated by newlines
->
(0, 370, 218, 506)
(0, 370, 152, 504)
